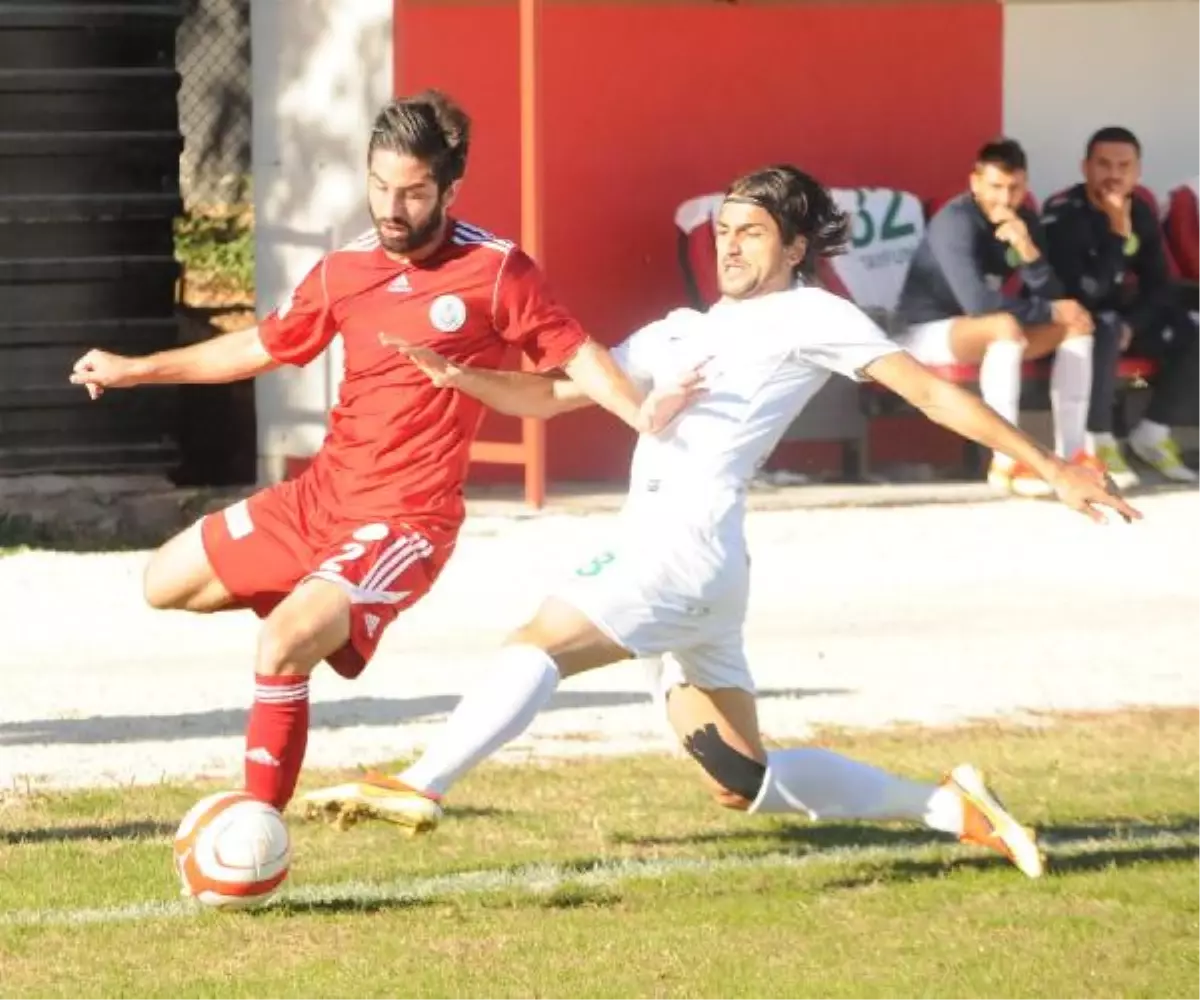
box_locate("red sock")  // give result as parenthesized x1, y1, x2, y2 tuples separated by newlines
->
(244, 674, 310, 809)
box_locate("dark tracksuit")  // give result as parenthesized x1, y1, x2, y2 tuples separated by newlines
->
(896, 192, 1064, 327)
(1042, 183, 1198, 432)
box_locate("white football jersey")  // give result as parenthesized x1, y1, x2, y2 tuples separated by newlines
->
(613, 283, 901, 507)
(554, 284, 903, 672)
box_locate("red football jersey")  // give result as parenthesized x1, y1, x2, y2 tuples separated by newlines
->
(257, 219, 588, 525)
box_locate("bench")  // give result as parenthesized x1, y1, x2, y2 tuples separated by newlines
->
(675, 186, 1162, 480)
(856, 355, 1157, 480)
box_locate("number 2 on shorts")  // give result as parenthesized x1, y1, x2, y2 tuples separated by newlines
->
(319, 542, 366, 576)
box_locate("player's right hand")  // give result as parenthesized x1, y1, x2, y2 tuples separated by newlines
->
(639, 357, 710, 435)
(992, 214, 1030, 247)
(69, 349, 141, 399)
(1101, 190, 1133, 237)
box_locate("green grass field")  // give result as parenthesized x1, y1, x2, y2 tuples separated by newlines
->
(1, 709, 1196, 999)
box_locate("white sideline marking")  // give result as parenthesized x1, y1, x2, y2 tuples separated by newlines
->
(1, 828, 1194, 928)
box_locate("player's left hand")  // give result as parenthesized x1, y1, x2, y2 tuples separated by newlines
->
(1047, 461, 1142, 525)
(379, 334, 461, 387)
(639, 357, 710, 435)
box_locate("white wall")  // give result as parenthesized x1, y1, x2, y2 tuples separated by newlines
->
(250, 0, 393, 482)
(1004, 0, 1199, 202)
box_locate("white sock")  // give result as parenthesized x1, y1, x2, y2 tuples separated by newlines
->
(979, 340, 1023, 464)
(1131, 419, 1170, 445)
(398, 645, 560, 797)
(1051, 336, 1093, 458)
(748, 747, 963, 834)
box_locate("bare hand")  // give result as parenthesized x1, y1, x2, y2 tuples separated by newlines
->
(1102, 191, 1133, 237)
(1051, 299, 1095, 335)
(1048, 462, 1142, 525)
(993, 213, 1031, 248)
(639, 357, 710, 434)
(68, 349, 141, 400)
(379, 333, 462, 387)
(993, 213, 1039, 264)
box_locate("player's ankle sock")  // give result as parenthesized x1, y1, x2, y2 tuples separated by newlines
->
(244, 674, 310, 809)
(748, 747, 963, 834)
(1051, 336, 1093, 457)
(399, 645, 560, 797)
(979, 339, 1023, 432)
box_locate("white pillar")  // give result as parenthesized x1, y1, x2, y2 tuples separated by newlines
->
(1003, 0, 1199, 202)
(250, 0, 394, 482)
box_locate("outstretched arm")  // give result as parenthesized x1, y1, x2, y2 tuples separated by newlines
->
(70, 327, 280, 399)
(380, 336, 705, 432)
(864, 351, 1141, 524)
(559, 339, 651, 430)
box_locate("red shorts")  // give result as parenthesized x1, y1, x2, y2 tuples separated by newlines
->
(201, 482, 458, 679)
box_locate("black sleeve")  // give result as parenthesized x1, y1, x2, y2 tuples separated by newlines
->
(1125, 202, 1174, 332)
(926, 206, 1053, 325)
(1021, 214, 1065, 301)
(1132, 201, 1170, 295)
(1042, 200, 1087, 302)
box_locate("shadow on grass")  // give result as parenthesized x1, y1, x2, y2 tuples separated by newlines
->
(611, 815, 1199, 879)
(822, 837, 1199, 889)
(270, 885, 622, 917)
(0, 820, 176, 846)
(609, 823, 944, 851)
(0, 806, 510, 847)
(0, 688, 845, 748)
(270, 894, 437, 917)
(180, 815, 1199, 919)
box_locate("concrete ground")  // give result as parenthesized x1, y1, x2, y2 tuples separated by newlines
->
(1, 482, 1195, 793)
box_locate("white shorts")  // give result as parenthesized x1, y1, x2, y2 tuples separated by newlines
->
(554, 534, 754, 694)
(895, 318, 957, 365)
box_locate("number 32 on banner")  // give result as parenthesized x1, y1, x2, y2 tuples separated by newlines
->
(850, 189, 916, 250)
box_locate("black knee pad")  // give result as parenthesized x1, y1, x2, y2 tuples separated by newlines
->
(681, 723, 767, 802)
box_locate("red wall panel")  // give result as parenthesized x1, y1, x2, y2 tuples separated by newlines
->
(396, 1, 1002, 483)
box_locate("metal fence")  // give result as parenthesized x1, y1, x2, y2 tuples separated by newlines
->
(177, 0, 251, 211)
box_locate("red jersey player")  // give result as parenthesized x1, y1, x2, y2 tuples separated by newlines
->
(68, 91, 689, 811)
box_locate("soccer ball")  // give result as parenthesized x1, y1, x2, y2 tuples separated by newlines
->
(173, 791, 292, 910)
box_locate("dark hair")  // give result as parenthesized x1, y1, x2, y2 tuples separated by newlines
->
(1086, 126, 1141, 158)
(723, 165, 850, 276)
(368, 90, 471, 190)
(975, 137, 1027, 174)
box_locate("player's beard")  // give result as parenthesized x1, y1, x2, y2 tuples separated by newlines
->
(373, 201, 446, 257)
(719, 259, 771, 300)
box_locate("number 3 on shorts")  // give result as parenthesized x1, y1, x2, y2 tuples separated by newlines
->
(575, 549, 615, 577)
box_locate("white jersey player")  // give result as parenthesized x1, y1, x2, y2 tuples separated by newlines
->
(302, 166, 1139, 878)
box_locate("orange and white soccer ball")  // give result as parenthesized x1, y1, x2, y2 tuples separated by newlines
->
(173, 791, 292, 910)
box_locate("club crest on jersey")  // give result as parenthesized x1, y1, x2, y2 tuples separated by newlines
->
(429, 294, 467, 333)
